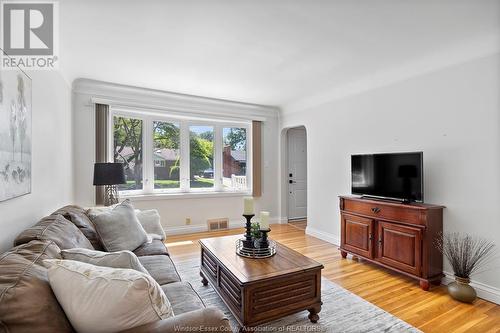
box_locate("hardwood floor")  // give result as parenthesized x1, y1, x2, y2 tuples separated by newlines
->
(166, 224, 500, 333)
(288, 219, 307, 230)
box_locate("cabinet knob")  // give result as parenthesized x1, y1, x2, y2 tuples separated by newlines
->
(371, 207, 381, 213)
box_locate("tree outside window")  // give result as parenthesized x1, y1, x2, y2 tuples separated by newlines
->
(113, 116, 143, 191)
(189, 126, 214, 188)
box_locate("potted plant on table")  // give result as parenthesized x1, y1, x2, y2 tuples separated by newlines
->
(435, 232, 495, 303)
(251, 222, 262, 240)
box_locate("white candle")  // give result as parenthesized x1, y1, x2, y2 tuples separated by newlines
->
(243, 197, 254, 215)
(260, 211, 270, 230)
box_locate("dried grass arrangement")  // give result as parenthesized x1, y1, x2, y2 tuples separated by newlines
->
(435, 232, 495, 279)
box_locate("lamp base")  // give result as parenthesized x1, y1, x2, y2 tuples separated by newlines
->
(104, 185, 119, 206)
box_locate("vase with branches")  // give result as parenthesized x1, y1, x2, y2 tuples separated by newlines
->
(435, 232, 495, 303)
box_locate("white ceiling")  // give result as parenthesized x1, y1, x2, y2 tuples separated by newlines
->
(59, 0, 500, 107)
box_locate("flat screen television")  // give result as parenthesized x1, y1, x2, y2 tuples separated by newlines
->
(351, 152, 423, 202)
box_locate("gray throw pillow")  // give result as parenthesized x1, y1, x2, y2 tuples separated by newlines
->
(61, 248, 149, 275)
(91, 200, 148, 252)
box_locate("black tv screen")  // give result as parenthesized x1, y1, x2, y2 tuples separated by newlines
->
(351, 152, 423, 202)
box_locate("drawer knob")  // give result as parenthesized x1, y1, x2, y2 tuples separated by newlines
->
(371, 207, 381, 213)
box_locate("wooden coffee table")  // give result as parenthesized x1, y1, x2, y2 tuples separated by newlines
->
(199, 235, 323, 331)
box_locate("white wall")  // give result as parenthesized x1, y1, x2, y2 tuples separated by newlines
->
(72, 79, 281, 232)
(0, 71, 73, 252)
(280, 54, 500, 301)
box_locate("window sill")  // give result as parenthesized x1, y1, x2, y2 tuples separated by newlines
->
(119, 191, 251, 201)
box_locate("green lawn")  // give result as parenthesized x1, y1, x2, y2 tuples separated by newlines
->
(190, 177, 214, 188)
(125, 178, 214, 189)
(154, 179, 180, 189)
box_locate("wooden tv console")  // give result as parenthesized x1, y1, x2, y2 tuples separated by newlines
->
(339, 196, 444, 290)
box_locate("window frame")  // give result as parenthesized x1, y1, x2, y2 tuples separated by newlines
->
(110, 112, 146, 196)
(151, 118, 182, 194)
(109, 107, 252, 198)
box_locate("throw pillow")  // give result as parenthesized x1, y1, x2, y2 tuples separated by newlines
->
(90, 200, 148, 252)
(44, 259, 173, 333)
(136, 209, 166, 241)
(60, 248, 149, 274)
(85, 202, 121, 220)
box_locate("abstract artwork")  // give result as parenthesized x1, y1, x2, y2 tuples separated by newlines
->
(0, 66, 32, 202)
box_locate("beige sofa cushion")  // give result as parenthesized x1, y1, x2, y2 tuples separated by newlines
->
(44, 259, 173, 333)
(90, 200, 148, 252)
(14, 214, 94, 250)
(161, 282, 205, 315)
(0, 240, 73, 333)
(61, 248, 149, 274)
(138, 255, 181, 285)
(133, 239, 169, 257)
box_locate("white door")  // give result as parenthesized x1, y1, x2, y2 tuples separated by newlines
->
(287, 128, 307, 220)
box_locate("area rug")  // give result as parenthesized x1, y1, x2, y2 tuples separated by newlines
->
(174, 258, 421, 333)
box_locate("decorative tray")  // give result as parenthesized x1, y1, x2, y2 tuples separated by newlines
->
(235, 238, 277, 259)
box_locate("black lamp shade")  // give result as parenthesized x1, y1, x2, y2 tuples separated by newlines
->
(93, 163, 126, 185)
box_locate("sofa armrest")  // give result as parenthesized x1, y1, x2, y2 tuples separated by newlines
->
(118, 307, 232, 333)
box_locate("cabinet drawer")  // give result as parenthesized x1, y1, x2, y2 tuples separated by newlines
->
(201, 249, 218, 281)
(343, 199, 423, 225)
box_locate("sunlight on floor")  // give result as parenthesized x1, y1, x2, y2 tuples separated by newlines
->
(165, 240, 194, 247)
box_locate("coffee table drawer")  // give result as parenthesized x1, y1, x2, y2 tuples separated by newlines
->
(201, 248, 218, 281)
(219, 269, 242, 310)
(245, 271, 321, 323)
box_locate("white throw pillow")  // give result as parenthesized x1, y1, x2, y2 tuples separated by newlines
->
(61, 248, 149, 275)
(90, 200, 148, 252)
(136, 209, 166, 241)
(44, 259, 173, 333)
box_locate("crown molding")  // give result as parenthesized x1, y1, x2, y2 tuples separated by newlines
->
(72, 78, 279, 121)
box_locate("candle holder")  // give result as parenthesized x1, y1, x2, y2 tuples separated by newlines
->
(242, 214, 255, 248)
(258, 228, 271, 249)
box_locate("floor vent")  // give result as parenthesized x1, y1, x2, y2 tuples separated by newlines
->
(207, 218, 229, 231)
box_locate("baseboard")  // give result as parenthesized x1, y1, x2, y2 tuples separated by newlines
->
(305, 226, 340, 246)
(165, 216, 284, 235)
(165, 224, 208, 235)
(274, 216, 288, 224)
(442, 271, 500, 305)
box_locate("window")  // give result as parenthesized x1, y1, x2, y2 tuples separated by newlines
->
(189, 126, 214, 189)
(110, 109, 251, 197)
(222, 127, 247, 191)
(153, 121, 180, 190)
(113, 116, 143, 191)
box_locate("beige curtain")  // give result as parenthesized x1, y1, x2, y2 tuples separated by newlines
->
(252, 121, 262, 197)
(95, 103, 110, 205)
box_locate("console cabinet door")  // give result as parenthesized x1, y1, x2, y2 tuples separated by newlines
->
(376, 222, 422, 276)
(341, 213, 374, 258)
